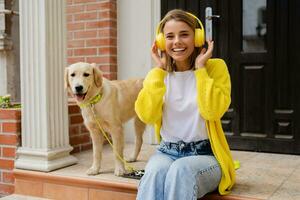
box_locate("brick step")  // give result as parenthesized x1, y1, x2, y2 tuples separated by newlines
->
(13, 169, 261, 200)
(1, 194, 51, 200)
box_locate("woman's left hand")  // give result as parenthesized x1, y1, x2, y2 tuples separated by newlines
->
(195, 40, 214, 69)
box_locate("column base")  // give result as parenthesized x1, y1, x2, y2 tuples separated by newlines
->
(15, 146, 78, 172)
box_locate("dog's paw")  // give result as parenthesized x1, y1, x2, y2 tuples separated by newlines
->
(126, 156, 137, 163)
(86, 166, 100, 175)
(114, 166, 126, 176)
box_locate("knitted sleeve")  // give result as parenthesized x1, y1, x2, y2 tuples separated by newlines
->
(135, 67, 167, 124)
(195, 59, 231, 121)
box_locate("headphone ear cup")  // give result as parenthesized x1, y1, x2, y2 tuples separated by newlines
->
(194, 28, 205, 47)
(156, 32, 166, 51)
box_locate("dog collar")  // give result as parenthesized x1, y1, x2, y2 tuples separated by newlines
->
(78, 93, 102, 109)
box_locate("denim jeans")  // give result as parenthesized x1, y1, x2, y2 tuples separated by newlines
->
(136, 140, 221, 200)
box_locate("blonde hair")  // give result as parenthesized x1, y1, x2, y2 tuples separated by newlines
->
(158, 9, 202, 72)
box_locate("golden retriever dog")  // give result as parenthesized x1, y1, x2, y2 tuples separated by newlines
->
(65, 62, 146, 176)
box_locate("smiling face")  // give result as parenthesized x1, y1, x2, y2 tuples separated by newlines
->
(163, 19, 195, 71)
(65, 62, 102, 102)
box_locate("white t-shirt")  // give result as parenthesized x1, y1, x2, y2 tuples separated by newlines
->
(160, 70, 208, 143)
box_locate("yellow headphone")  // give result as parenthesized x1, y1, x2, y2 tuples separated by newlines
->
(155, 12, 205, 51)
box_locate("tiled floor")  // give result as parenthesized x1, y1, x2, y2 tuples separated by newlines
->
(7, 143, 300, 200)
(49, 143, 300, 200)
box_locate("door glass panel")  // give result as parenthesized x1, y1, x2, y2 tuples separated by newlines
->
(242, 0, 267, 52)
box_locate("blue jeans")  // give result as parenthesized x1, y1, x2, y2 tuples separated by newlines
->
(137, 140, 221, 200)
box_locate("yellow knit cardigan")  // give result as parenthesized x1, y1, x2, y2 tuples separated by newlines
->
(135, 58, 235, 195)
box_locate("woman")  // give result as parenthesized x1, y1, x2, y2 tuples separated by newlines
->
(135, 9, 235, 200)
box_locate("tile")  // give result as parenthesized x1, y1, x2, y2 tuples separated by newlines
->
(89, 189, 136, 200)
(51, 143, 156, 185)
(231, 150, 259, 164)
(46, 143, 300, 200)
(269, 180, 300, 200)
(245, 153, 300, 169)
(230, 161, 294, 199)
(14, 179, 43, 197)
(43, 183, 88, 200)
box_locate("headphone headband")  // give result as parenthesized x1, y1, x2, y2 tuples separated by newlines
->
(186, 12, 204, 31)
(155, 11, 205, 50)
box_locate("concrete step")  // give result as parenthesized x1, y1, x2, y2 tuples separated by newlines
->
(1, 194, 51, 200)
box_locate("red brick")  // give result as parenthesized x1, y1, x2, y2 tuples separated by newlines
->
(69, 126, 80, 136)
(68, 49, 73, 56)
(68, 57, 85, 65)
(86, 2, 116, 11)
(70, 134, 90, 146)
(98, 28, 117, 38)
(0, 135, 18, 145)
(86, 39, 102, 47)
(0, 109, 21, 120)
(103, 72, 117, 80)
(68, 105, 80, 114)
(67, 22, 85, 31)
(66, 0, 73, 5)
(3, 172, 14, 184)
(0, 159, 14, 170)
(2, 122, 21, 133)
(2, 147, 16, 158)
(99, 10, 117, 19)
(86, 38, 108, 46)
(86, 21, 112, 29)
(0, 183, 14, 195)
(74, 0, 97, 4)
(74, 12, 97, 21)
(67, 5, 84, 14)
(99, 65, 117, 72)
(81, 125, 88, 133)
(98, 47, 117, 55)
(74, 48, 97, 56)
(74, 30, 97, 39)
(67, 31, 73, 40)
(67, 14, 73, 22)
(70, 115, 83, 124)
(68, 40, 85, 48)
(86, 57, 106, 64)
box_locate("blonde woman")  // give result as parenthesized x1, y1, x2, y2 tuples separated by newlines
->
(135, 9, 235, 200)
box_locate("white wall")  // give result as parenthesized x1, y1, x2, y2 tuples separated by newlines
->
(117, 0, 160, 144)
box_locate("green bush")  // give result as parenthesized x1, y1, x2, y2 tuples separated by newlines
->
(0, 95, 21, 108)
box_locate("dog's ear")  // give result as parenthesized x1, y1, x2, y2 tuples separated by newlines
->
(92, 63, 103, 88)
(64, 67, 70, 89)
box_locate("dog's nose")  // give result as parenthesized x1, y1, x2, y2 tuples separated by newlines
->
(75, 85, 83, 93)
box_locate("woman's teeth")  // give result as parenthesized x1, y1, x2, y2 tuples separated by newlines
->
(173, 48, 185, 52)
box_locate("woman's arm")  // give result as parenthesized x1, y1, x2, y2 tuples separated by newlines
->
(195, 58, 231, 121)
(135, 67, 167, 124)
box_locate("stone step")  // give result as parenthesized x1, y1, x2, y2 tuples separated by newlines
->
(13, 169, 262, 200)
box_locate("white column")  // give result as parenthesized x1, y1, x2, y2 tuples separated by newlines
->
(15, 0, 77, 171)
(117, 0, 160, 144)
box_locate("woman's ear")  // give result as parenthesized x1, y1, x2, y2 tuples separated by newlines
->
(92, 63, 103, 88)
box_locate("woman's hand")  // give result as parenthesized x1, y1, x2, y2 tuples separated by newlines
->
(195, 40, 214, 69)
(151, 41, 166, 70)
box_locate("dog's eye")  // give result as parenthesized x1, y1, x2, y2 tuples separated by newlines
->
(70, 73, 75, 77)
(83, 73, 90, 77)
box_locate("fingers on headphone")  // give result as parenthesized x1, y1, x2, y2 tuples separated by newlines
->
(207, 41, 214, 52)
(200, 48, 206, 55)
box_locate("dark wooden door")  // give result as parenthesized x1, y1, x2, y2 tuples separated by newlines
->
(161, 0, 300, 154)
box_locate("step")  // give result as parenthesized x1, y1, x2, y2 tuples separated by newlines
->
(12, 143, 299, 200)
(13, 169, 261, 200)
(1, 194, 51, 200)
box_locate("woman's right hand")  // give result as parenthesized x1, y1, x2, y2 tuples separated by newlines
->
(151, 41, 166, 70)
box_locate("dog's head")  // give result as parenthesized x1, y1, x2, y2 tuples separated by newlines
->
(65, 62, 103, 102)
